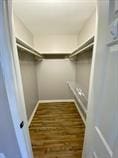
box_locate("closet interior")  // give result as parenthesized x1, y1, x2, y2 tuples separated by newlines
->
(16, 36, 94, 125)
(13, 1, 96, 157)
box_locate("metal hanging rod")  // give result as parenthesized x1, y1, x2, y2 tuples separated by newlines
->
(16, 37, 43, 59)
(70, 42, 94, 58)
(69, 36, 94, 58)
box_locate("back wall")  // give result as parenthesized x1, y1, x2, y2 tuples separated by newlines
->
(37, 59, 76, 100)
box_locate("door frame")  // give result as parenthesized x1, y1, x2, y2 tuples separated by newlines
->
(0, 1, 33, 158)
(83, 0, 118, 157)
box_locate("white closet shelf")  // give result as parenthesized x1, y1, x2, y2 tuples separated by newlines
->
(69, 36, 94, 58)
(16, 37, 43, 59)
(67, 81, 87, 124)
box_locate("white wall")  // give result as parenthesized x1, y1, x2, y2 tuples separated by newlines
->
(14, 14, 33, 46)
(37, 59, 76, 100)
(33, 12, 96, 101)
(34, 35, 77, 54)
(18, 51, 39, 121)
(77, 10, 96, 47)
(73, 10, 96, 99)
(14, 14, 39, 120)
(76, 51, 93, 98)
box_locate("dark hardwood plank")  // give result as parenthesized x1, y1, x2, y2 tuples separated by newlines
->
(29, 102, 85, 158)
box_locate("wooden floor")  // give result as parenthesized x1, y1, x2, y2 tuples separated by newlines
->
(29, 102, 85, 158)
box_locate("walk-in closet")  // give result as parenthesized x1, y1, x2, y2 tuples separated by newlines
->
(1, 1, 118, 158)
(13, 0, 96, 158)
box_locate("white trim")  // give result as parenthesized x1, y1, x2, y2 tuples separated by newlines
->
(74, 100, 86, 125)
(38, 99, 75, 103)
(38, 99, 86, 125)
(28, 99, 75, 126)
(0, 1, 33, 158)
(82, 9, 98, 158)
(95, 126, 113, 157)
(28, 101, 40, 126)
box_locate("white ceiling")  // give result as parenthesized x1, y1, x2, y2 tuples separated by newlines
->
(13, 0, 96, 35)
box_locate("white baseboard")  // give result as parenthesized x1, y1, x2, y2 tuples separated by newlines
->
(74, 99, 86, 125)
(28, 100, 40, 127)
(38, 99, 74, 103)
(38, 99, 86, 125)
(28, 99, 86, 126)
(28, 99, 74, 126)
(28, 99, 85, 127)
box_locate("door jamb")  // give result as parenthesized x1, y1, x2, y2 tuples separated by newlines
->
(0, 1, 33, 158)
